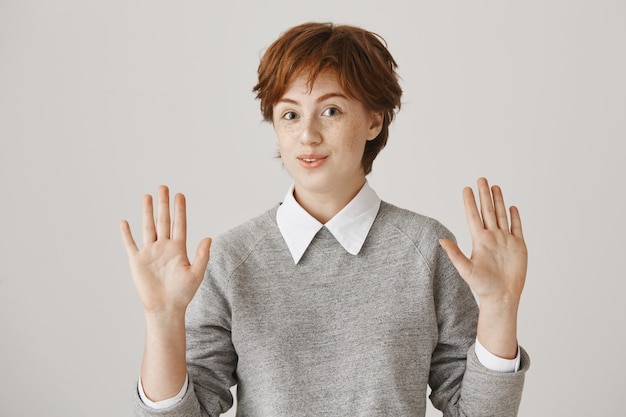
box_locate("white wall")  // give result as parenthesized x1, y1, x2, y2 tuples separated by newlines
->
(1, 1, 624, 416)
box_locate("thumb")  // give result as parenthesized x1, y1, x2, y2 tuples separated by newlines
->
(439, 238, 471, 278)
(191, 237, 212, 278)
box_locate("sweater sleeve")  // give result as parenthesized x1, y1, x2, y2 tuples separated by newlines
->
(427, 220, 529, 417)
(132, 237, 239, 417)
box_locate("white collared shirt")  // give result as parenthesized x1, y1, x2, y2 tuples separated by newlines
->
(276, 181, 381, 264)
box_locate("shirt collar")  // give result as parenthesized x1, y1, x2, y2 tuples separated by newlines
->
(276, 182, 381, 264)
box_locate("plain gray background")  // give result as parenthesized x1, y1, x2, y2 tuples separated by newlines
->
(1, 1, 624, 416)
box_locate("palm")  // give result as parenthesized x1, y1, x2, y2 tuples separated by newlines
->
(440, 178, 527, 303)
(120, 186, 211, 314)
(464, 225, 527, 301)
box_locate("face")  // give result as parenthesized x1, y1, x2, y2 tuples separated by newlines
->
(272, 71, 383, 204)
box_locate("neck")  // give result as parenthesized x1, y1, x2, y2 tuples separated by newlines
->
(294, 178, 366, 224)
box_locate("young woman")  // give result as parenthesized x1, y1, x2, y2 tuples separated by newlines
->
(121, 22, 529, 416)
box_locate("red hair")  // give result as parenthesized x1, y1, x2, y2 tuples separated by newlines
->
(253, 22, 402, 174)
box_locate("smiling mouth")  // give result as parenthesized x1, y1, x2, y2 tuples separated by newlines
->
(297, 155, 328, 168)
(298, 155, 327, 162)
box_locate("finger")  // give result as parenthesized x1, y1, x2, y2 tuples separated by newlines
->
(156, 185, 171, 240)
(510, 206, 524, 239)
(142, 194, 156, 245)
(491, 185, 510, 231)
(439, 239, 471, 278)
(172, 193, 187, 242)
(191, 237, 212, 279)
(477, 177, 497, 229)
(120, 220, 139, 254)
(462, 186, 483, 237)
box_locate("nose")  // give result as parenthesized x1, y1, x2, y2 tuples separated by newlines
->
(299, 116, 322, 145)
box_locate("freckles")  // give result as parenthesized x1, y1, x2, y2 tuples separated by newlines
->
(345, 123, 367, 151)
(274, 125, 294, 144)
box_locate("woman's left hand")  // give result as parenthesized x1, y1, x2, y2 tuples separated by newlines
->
(439, 177, 527, 305)
(439, 177, 527, 358)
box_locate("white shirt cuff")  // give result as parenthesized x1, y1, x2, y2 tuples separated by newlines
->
(138, 374, 188, 409)
(474, 338, 520, 373)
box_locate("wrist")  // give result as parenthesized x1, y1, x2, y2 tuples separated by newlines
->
(477, 301, 519, 359)
(144, 308, 187, 332)
(478, 293, 520, 312)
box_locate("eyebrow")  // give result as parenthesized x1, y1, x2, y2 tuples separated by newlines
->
(276, 92, 349, 105)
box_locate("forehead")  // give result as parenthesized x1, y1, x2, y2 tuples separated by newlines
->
(282, 70, 345, 97)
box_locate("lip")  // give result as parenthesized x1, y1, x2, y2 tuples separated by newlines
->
(297, 154, 328, 168)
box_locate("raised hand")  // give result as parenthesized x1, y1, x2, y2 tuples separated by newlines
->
(120, 185, 212, 315)
(439, 177, 527, 358)
(120, 185, 211, 400)
(440, 177, 527, 304)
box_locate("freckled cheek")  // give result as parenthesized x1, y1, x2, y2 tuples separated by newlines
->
(275, 122, 300, 136)
(274, 125, 293, 148)
(344, 125, 368, 152)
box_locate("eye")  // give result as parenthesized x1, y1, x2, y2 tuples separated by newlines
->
(322, 107, 340, 117)
(282, 111, 298, 120)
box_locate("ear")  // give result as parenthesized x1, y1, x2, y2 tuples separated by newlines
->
(367, 111, 384, 141)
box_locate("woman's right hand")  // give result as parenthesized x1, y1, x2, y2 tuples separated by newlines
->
(120, 185, 211, 315)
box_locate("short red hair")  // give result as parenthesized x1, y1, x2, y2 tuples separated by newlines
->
(253, 22, 402, 175)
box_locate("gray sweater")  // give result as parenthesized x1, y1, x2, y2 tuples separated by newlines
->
(134, 201, 529, 416)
